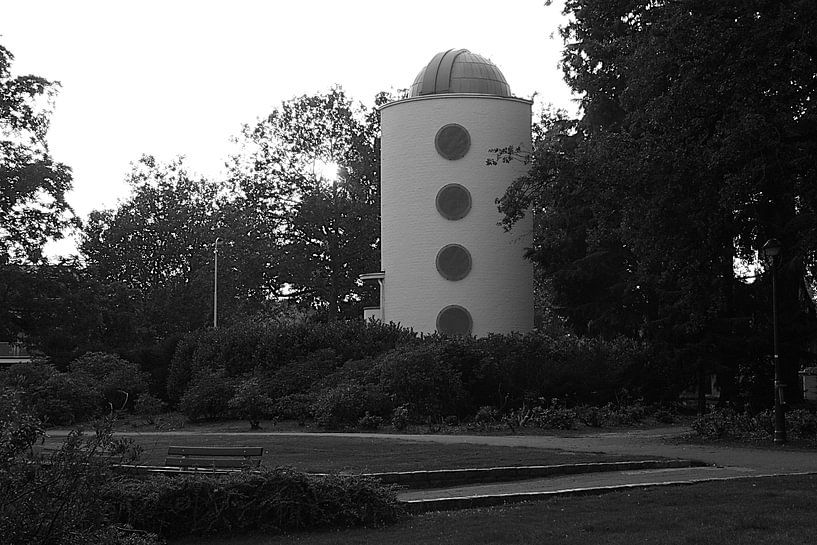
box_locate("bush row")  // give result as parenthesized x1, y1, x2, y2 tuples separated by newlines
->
(0, 352, 154, 425)
(692, 408, 817, 441)
(167, 319, 418, 402)
(171, 321, 655, 428)
(107, 470, 405, 538)
(1, 389, 404, 542)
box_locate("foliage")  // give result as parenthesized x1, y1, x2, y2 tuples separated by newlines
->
(0, 44, 75, 265)
(575, 401, 648, 428)
(499, 0, 817, 404)
(465, 332, 650, 409)
(34, 371, 101, 425)
(229, 88, 385, 319)
(692, 408, 817, 441)
(69, 352, 149, 409)
(178, 372, 235, 422)
(357, 412, 384, 430)
(0, 389, 158, 544)
(390, 403, 410, 431)
(228, 376, 276, 429)
(80, 155, 234, 346)
(473, 405, 501, 429)
(167, 317, 417, 401)
(107, 469, 405, 538)
(1, 361, 101, 425)
(133, 393, 165, 424)
(378, 343, 467, 421)
(312, 382, 368, 429)
(271, 393, 314, 423)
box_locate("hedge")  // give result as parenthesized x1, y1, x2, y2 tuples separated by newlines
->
(106, 469, 406, 538)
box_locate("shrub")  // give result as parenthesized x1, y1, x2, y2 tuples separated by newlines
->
(35, 372, 102, 425)
(0, 362, 101, 425)
(228, 376, 276, 429)
(106, 469, 405, 538)
(272, 393, 314, 423)
(788, 409, 817, 438)
(691, 409, 765, 439)
(69, 352, 149, 410)
(378, 344, 467, 421)
(391, 403, 410, 431)
(167, 318, 418, 401)
(575, 401, 648, 428)
(267, 349, 340, 398)
(179, 373, 235, 421)
(358, 412, 384, 430)
(312, 383, 367, 428)
(0, 389, 158, 544)
(473, 405, 500, 428)
(0, 361, 57, 392)
(133, 393, 165, 425)
(467, 333, 649, 409)
(527, 400, 577, 430)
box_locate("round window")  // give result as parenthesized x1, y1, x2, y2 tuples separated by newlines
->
(436, 244, 472, 281)
(436, 184, 471, 220)
(435, 124, 470, 160)
(437, 305, 473, 336)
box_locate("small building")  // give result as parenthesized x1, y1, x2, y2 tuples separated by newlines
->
(0, 341, 34, 367)
(362, 49, 533, 336)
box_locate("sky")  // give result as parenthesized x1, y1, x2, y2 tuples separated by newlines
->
(1, 0, 579, 257)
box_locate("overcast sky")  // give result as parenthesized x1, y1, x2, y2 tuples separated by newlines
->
(2, 0, 578, 255)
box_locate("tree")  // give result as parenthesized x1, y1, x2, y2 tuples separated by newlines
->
(0, 44, 75, 264)
(81, 155, 238, 342)
(229, 88, 384, 319)
(1, 43, 79, 345)
(500, 0, 817, 403)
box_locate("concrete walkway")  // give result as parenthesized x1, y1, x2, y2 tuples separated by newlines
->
(54, 425, 817, 509)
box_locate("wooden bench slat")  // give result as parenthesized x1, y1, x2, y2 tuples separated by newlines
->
(164, 456, 261, 468)
(166, 446, 264, 457)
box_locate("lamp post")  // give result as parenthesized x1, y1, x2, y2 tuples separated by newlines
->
(214, 237, 222, 329)
(762, 238, 786, 444)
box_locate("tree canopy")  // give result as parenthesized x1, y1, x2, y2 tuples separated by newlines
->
(1, 44, 78, 345)
(0, 45, 75, 265)
(500, 0, 817, 402)
(229, 88, 383, 319)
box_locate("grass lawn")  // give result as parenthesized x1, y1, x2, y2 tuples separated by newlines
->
(173, 474, 817, 544)
(39, 433, 648, 473)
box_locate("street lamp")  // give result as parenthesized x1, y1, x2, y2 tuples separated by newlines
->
(214, 237, 222, 329)
(762, 238, 786, 444)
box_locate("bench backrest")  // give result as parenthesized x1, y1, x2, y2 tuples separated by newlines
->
(165, 446, 263, 469)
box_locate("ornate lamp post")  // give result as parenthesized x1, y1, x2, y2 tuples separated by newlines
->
(762, 238, 786, 444)
(214, 237, 222, 329)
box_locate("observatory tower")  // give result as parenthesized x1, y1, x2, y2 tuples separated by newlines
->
(362, 49, 533, 336)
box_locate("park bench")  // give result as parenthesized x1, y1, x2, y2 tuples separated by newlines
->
(164, 446, 264, 470)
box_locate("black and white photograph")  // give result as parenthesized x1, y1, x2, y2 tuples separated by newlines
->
(2, 1, 816, 543)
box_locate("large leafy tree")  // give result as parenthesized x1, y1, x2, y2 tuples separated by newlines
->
(0, 45, 75, 263)
(0, 44, 78, 343)
(230, 88, 383, 319)
(501, 0, 817, 402)
(81, 155, 236, 343)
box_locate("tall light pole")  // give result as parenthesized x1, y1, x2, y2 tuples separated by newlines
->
(214, 237, 222, 329)
(762, 238, 786, 444)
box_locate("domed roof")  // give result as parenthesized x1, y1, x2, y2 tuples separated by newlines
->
(409, 49, 512, 98)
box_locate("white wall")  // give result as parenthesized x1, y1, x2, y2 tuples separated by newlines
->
(380, 94, 533, 335)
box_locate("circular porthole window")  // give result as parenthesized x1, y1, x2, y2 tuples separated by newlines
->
(436, 244, 472, 281)
(436, 184, 471, 220)
(435, 124, 470, 160)
(437, 305, 473, 336)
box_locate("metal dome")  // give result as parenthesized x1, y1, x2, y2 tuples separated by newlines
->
(409, 49, 512, 98)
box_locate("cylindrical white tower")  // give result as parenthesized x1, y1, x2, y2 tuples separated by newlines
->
(375, 49, 533, 336)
